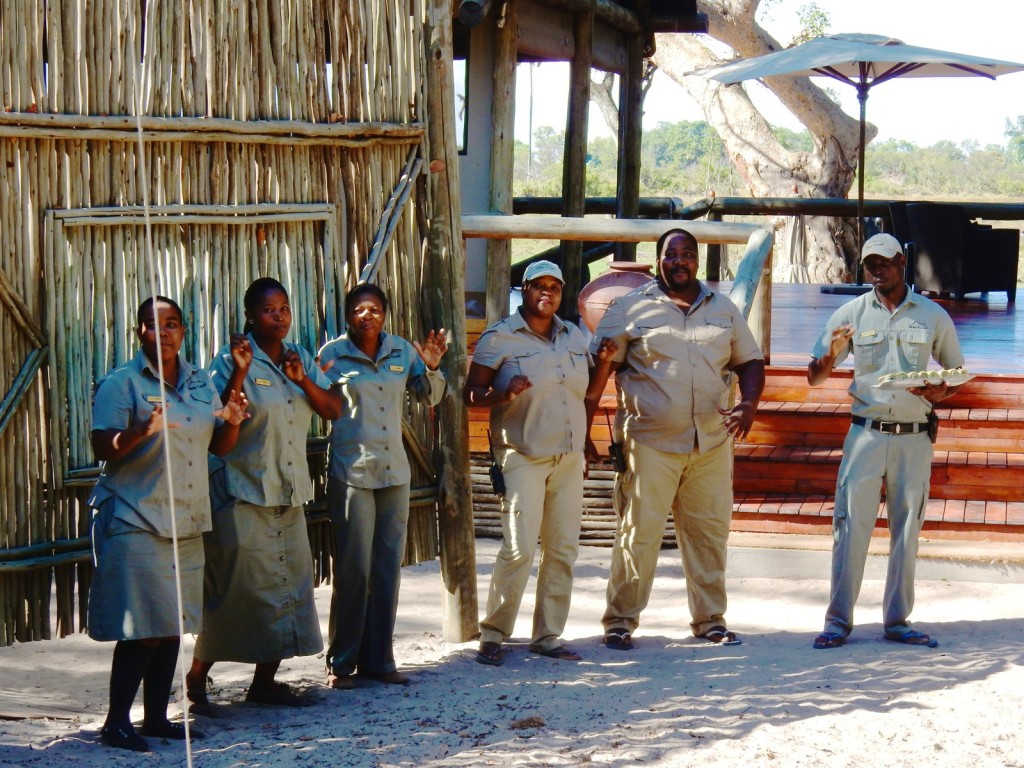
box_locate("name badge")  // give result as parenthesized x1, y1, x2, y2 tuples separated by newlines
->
(145, 395, 163, 404)
(859, 330, 877, 338)
(389, 365, 405, 373)
(254, 377, 272, 387)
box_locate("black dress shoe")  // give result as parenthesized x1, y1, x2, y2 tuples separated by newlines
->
(100, 723, 150, 752)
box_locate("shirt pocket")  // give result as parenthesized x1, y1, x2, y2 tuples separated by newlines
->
(692, 312, 734, 344)
(566, 338, 590, 375)
(517, 349, 554, 385)
(189, 386, 214, 405)
(852, 333, 886, 375)
(896, 328, 932, 370)
(633, 324, 682, 374)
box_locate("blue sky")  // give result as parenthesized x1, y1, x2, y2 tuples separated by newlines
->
(515, 0, 1024, 149)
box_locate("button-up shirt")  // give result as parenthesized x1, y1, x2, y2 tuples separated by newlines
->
(472, 310, 592, 457)
(318, 332, 446, 489)
(89, 351, 223, 538)
(209, 335, 334, 508)
(591, 280, 764, 455)
(811, 287, 964, 422)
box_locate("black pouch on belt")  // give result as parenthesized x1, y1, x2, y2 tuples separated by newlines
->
(606, 411, 626, 472)
(486, 430, 506, 496)
(608, 442, 626, 473)
(927, 410, 939, 444)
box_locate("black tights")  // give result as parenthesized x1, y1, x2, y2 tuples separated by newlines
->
(105, 637, 180, 729)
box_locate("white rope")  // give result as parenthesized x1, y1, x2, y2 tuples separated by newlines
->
(132, 19, 196, 765)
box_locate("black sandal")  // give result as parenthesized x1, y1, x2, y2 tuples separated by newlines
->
(100, 723, 150, 752)
(700, 626, 742, 645)
(604, 629, 634, 651)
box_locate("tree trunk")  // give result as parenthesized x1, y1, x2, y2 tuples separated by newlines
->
(423, 0, 479, 643)
(651, 1, 877, 282)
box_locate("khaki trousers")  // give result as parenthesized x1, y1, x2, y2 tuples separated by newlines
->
(602, 436, 734, 637)
(480, 450, 584, 653)
(823, 425, 932, 639)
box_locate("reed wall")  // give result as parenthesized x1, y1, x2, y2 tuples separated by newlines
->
(0, 0, 441, 645)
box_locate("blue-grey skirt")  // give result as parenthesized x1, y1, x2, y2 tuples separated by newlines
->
(88, 502, 204, 642)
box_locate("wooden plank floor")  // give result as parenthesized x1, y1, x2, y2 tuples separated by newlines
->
(471, 282, 1024, 542)
(712, 282, 1023, 374)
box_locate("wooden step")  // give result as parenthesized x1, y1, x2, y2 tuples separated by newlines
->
(469, 364, 1024, 539)
(736, 443, 1024, 502)
(471, 457, 1024, 544)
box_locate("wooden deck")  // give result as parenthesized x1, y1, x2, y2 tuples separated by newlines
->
(469, 282, 1024, 543)
(739, 282, 1023, 373)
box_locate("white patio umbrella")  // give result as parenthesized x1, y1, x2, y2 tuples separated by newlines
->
(695, 33, 1024, 245)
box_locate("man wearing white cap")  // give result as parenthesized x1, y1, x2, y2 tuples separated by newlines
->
(465, 260, 617, 665)
(585, 228, 765, 650)
(808, 233, 965, 650)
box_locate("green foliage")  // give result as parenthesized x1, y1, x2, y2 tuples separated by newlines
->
(511, 120, 1024, 201)
(866, 137, 1024, 197)
(1006, 116, 1024, 163)
(773, 127, 814, 152)
(790, 3, 830, 46)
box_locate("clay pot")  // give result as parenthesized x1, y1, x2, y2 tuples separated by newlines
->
(578, 261, 654, 332)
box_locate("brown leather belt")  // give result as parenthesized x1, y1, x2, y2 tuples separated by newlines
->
(852, 415, 928, 435)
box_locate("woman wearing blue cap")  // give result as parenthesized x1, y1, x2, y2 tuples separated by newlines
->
(465, 260, 616, 665)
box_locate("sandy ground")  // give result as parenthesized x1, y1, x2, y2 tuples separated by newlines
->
(2, 533, 1023, 767)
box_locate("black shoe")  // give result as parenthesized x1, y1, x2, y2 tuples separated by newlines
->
(187, 684, 219, 717)
(139, 720, 204, 740)
(100, 723, 150, 752)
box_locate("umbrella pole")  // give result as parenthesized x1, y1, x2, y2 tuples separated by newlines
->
(856, 82, 869, 282)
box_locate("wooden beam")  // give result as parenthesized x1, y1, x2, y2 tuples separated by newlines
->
(462, 214, 761, 244)
(0, 112, 423, 144)
(536, 0, 641, 33)
(424, 0, 479, 644)
(485, 0, 517, 325)
(457, 0, 493, 27)
(614, 34, 643, 261)
(559, 8, 593, 323)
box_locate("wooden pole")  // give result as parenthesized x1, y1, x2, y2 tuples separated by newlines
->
(484, 0, 517, 325)
(424, 0, 478, 643)
(462, 214, 761, 244)
(614, 34, 643, 262)
(559, 7, 593, 324)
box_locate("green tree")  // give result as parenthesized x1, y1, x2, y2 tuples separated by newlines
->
(1006, 116, 1024, 163)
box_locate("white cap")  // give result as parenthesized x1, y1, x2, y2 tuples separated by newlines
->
(861, 233, 903, 261)
(522, 260, 564, 285)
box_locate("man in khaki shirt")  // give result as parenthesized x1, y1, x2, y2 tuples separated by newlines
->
(585, 229, 765, 650)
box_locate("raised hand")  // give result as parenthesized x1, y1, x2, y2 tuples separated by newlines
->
(281, 349, 305, 383)
(594, 337, 619, 363)
(412, 328, 449, 371)
(505, 374, 532, 401)
(216, 389, 251, 426)
(142, 403, 181, 434)
(828, 324, 855, 359)
(230, 333, 254, 373)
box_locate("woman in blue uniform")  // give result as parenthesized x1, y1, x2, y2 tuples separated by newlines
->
(89, 295, 248, 752)
(318, 284, 447, 690)
(186, 277, 341, 710)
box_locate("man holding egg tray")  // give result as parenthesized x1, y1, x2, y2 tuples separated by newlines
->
(807, 233, 966, 651)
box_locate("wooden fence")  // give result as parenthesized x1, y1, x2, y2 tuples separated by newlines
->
(0, 0, 444, 645)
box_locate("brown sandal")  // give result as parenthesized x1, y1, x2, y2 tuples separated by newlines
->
(475, 641, 504, 666)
